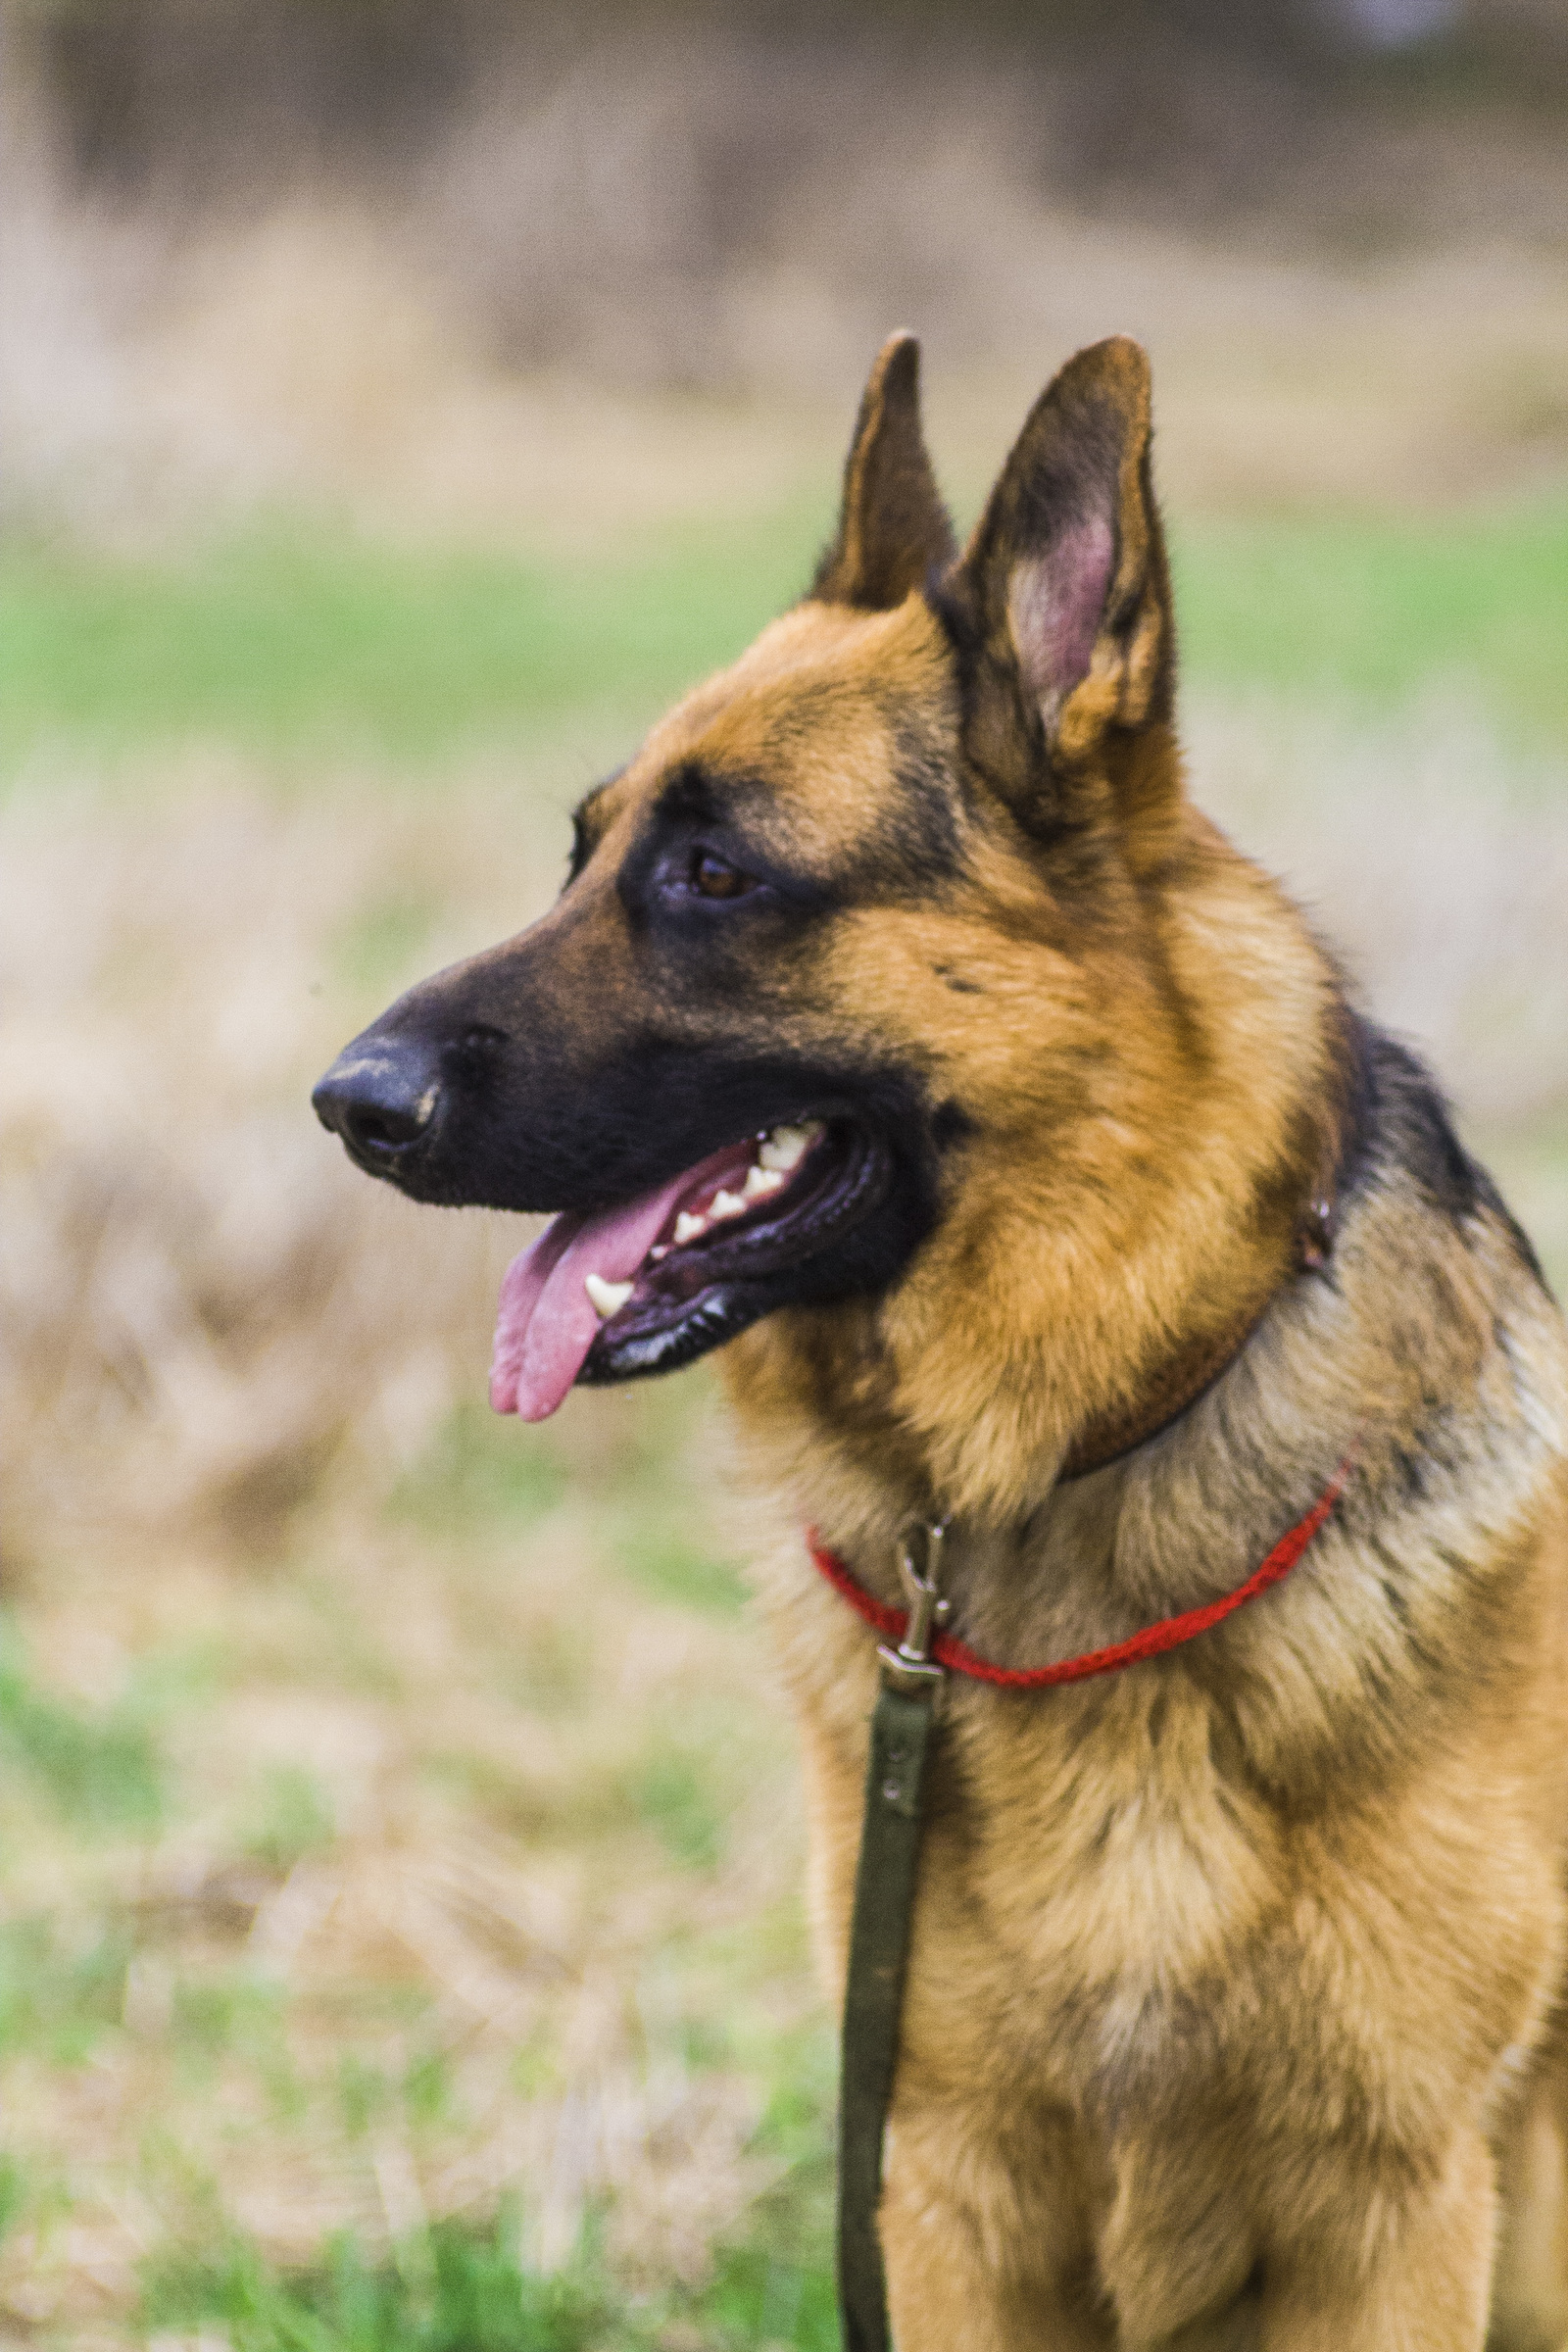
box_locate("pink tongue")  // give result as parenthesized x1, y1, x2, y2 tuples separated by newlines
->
(489, 1143, 751, 1422)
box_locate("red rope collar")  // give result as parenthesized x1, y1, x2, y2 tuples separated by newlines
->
(808, 1457, 1352, 1689)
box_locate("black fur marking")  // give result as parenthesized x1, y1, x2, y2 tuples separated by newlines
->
(868, 712, 964, 893)
(809, 335, 956, 614)
(931, 1100, 974, 1151)
(618, 837, 816, 926)
(622, 754, 957, 919)
(565, 771, 623, 888)
(605, 739, 965, 920)
(1360, 1029, 1548, 1292)
(1371, 1034, 1484, 1224)
(328, 934, 948, 1372)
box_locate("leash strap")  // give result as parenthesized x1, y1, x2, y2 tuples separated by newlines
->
(837, 1679, 938, 2352)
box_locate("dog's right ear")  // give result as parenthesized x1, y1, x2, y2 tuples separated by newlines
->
(937, 336, 1178, 838)
(811, 333, 956, 612)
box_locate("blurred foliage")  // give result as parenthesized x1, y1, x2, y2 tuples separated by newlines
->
(625, 1745, 727, 1872)
(24, 0, 1568, 219)
(5, 498, 1567, 783)
(140, 2141, 838, 2349)
(389, 1404, 569, 1534)
(239, 1763, 339, 1873)
(0, 1915, 132, 2066)
(0, 509, 823, 775)
(142, 2209, 621, 2352)
(612, 1524, 748, 1616)
(133, 2019, 840, 2346)
(0, 1617, 163, 1830)
(1168, 500, 1568, 754)
(171, 1972, 289, 2074)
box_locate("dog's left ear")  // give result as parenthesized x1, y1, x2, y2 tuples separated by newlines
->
(811, 332, 956, 611)
(940, 335, 1177, 832)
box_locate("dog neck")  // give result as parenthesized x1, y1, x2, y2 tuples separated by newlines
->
(1060, 1012, 1368, 1479)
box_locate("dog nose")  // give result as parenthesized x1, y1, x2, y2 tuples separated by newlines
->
(313, 1036, 442, 1165)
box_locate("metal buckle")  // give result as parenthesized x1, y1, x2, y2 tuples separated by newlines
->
(877, 1520, 951, 1694)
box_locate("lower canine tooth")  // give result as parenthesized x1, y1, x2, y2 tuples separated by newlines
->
(585, 1273, 634, 1319)
(673, 1210, 708, 1245)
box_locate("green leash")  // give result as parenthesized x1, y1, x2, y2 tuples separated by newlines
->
(836, 1523, 949, 2352)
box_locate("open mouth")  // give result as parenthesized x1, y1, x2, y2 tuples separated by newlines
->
(489, 1118, 890, 1420)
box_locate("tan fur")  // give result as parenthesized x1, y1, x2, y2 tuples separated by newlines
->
(499, 335, 1568, 2342)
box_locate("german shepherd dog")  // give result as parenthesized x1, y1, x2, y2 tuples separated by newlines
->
(315, 336, 1568, 2348)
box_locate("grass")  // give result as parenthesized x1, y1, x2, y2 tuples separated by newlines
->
(142, 2212, 622, 2352)
(3, 494, 1566, 783)
(1168, 501, 1568, 750)
(0, 507, 827, 777)
(0, 1617, 164, 1832)
(387, 1405, 568, 1536)
(141, 2189, 838, 2352)
(0, 1337, 827, 2345)
(137, 2028, 839, 2350)
(0, 1915, 135, 2069)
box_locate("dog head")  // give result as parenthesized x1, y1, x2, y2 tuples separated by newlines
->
(316, 335, 1337, 1495)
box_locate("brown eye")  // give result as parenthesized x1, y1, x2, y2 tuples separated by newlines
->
(692, 851, 755, 900)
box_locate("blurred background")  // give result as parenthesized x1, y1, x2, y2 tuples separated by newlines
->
(1, 2, 1566, 2343)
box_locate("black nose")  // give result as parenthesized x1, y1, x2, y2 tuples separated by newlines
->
(313, 1035, 443, 1168)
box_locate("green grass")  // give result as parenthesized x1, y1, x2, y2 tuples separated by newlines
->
(3, 495, 1564, 781)
(142, 2212, 621, 2352)
(140, 2183, 838, 2352)
(0, 1617, 163, 1832)
(388, 1404, 569, 1534)
(1168, 501, 1568, 745)
(138, 2093, 839, 2352)
(0, 1916, 133, 2067)
(0, 506, 827, 777)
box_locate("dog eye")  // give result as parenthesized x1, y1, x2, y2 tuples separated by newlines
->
(690, 850, 757, 901)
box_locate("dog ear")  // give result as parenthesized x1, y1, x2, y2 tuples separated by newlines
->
(939, 336, 1177, 831)
(811, 333, 956, 612)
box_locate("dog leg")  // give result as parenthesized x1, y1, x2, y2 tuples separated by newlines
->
(1253, 2127, 1496, 2352)
(881, 2217, 1111, 2352)
(878, 2116, 1113, 2351)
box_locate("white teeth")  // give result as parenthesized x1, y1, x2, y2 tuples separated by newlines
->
(662, 1129, 820, 1259)
(759, 1120, 823, 1173)
(584, 1273, 634, 1320)
(649, 1245, 668, 1261)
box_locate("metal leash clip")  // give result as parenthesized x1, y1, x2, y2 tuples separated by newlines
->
(877, 1520, 952, 1694)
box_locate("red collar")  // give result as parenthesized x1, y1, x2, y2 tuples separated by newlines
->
(808, 1456, 1352, 1690)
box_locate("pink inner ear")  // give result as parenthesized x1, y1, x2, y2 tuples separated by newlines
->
(1007, 516, 1115, 718)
